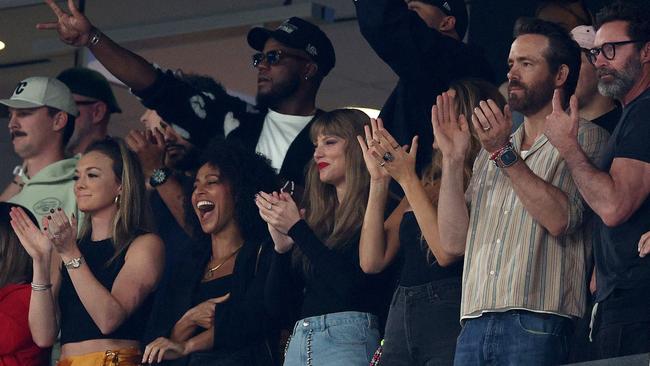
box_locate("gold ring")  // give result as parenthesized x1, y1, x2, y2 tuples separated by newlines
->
(380, 162, 386, 167)
(483, 126, 491, 131)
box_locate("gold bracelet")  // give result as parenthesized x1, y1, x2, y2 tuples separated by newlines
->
(31, 283, 53, 291)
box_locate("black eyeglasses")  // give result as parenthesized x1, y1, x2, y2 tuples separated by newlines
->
(252, 50, 310, 67)
(587, 40, 647, 65)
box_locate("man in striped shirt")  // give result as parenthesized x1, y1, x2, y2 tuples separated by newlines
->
(435, 18, 609, 365)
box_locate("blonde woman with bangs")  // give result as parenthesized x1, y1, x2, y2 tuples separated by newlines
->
(357, 79, 505, 365)
(256, 108, 382, 366)
(10, 137, 164, 365)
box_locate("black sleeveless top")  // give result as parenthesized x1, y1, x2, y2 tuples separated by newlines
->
(194, 275, 232, 306)
(59, 236, 154, 344)
(398, 211, 463, 286)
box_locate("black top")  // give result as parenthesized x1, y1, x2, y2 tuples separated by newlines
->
(144, 237, 278, 364)
(59, 237, 153, 344)
(132, 70, 320, 186)
(398, 211, 463, 286)
(594, 88, 650, 302)
(355, 0, 494, 171)
(265, 220, 389, 322)
(194, 275, 232, 305)
(591, 104, 622, 134)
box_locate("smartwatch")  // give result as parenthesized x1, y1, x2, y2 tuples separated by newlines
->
(494, 145, 519, 168)
(149, 167, 171, 187)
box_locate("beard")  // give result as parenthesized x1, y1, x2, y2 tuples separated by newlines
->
(256, 74, 301, 110)
(597, 55, 642, 100)
(508, 75, 556, 116)
(166, 145, 200, 172)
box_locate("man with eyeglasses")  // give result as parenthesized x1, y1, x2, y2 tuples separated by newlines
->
(544, 0, 650, 359)
(39, 0, 335, 186)
(355, 0, 494, 173)
(56, 67, 121, 156)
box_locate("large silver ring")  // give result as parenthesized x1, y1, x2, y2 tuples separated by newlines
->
(483, 125, 491, 131)
(267, 204, 273, 210)
(382, 152, 395, 162)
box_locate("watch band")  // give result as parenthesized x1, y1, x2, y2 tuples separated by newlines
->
(493, 145, 519, 168)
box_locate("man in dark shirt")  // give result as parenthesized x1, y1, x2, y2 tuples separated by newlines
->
(544, 0, 650, 359)
(40, 1, 336, 186)
(355, 0, 494, 170)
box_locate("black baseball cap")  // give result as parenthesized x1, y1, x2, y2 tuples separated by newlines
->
(418, 0, 468, 39)
(57, 67, 122, 113)
(247, 17, 336, 76)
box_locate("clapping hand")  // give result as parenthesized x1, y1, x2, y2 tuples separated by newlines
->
(37, 0, 94, 47)
(9, 207, 53, 262)
(363, 118, 418, 186)
(431, 91, 471, 160)
(471, 99, 512, 154)
(544, 89, 580, 156)
(43, 208, 79, 259)
(256, 192, 303, 253)
(357, 118, 392, 183)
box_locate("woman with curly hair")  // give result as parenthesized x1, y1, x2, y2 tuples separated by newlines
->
(256, 109, 382, 366)
(142, 139, 280, 366)
(10, 137, 164, 365)
(358, 79, 505, 365)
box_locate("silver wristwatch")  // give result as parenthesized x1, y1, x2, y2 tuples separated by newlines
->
(64, 256, 84, 269)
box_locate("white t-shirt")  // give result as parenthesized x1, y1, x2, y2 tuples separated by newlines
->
(255, 109, 313, 173)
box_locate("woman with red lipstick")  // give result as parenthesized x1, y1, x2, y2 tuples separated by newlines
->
(256, 109, 383, 366)
(357, 79, 505, 365)
(142, 139, 280, 366)
(9, 137, 164, 365)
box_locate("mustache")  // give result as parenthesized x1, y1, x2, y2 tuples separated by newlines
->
(10, 131, 27, 140)
(597, 67, 617, 78)
(508, 80, 527, 89)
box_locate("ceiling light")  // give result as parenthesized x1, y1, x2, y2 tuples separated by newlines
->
(0, 41, 5, 51)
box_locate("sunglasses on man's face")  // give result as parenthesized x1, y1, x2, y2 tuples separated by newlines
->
(251, 50, 310, 67)
(586, 40, 647, 65)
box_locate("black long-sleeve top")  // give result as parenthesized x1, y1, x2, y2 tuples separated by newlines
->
(355, 0, 494, 171)
(265, 220, 387, 323)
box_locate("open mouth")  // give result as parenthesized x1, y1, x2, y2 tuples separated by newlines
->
(197, 200, 215, 212)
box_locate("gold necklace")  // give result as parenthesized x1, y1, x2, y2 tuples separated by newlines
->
(204, 246, 242, 280)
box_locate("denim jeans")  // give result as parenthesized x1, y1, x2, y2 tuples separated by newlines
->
(380, 278, 462, 365)
(453, 310, 572, 366)
(283, 311, 380, 366)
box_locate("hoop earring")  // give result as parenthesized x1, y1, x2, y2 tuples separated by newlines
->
(114, 195, 120, 205)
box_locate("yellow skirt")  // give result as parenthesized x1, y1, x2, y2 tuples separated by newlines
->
(56, 348, 141, 366)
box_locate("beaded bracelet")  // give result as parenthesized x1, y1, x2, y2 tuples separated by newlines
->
(31, 283, 53, 291)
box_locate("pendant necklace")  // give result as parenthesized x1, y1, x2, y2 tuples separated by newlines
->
(204, 246, 242, 280)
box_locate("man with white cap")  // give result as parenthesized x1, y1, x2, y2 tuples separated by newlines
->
(0, 76, 81, 226)
(571, 25, 621, 133)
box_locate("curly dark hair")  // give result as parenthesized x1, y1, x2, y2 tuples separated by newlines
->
(185, 138, 280, 242)
(515, 17, 582, 106)
(596, 0, 650, 50)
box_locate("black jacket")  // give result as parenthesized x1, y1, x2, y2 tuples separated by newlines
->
(134, 70, 320, 186)
(355, 0, 494, 170)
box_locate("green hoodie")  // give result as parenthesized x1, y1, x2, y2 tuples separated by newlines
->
(9, 156, 83, 229)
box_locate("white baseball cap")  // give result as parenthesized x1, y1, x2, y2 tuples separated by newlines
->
(0, 76, 79, 116)
(571, 25, 596, 49)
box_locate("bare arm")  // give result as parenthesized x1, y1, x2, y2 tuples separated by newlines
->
(437, 155, 470, 253)
(62, 233, 164, 335)
(156, 177, 190, 233)
(38, 0, 157, 91)
(357, 120, 402, 274)
(545, 91, 648, 227)
(143, 329, 214, 364)
(9, 207, 60, 347)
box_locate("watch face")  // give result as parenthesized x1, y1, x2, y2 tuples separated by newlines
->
(71, 258, 81, 268)
(500, 150, 518, 166)
(151, 169, 167, 185)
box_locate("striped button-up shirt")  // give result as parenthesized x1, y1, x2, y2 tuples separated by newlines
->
(461, 120, 609, 320)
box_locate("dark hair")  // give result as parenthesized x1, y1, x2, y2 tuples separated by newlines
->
(0, 203, 37, 287)
(596, 0, 650, 50)
(535, 0, 593, 26)
(46, 107, 76, 147)
(515, 17, 582, 105)
(187, 138, 280, 242)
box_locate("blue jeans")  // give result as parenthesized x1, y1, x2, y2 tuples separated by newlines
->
(453, 310, 572, 366)
(380, 278, 462, 365)
(283, 311, 380, 366)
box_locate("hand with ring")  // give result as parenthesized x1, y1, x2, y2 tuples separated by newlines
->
(44, 208, 79, 259)
(471, 99, 512, 154)
(357, 118, 391, 183)
(367, 119, 419, 186)
(255, 191, 303, 253)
